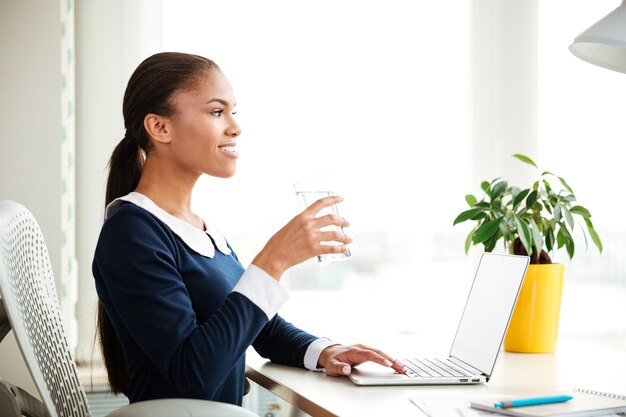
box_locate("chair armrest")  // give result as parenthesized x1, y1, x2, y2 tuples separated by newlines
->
(0, 377, 51, 417)
(106, 398, 258, 417)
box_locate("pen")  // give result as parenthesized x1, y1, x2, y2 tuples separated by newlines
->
(494, 395, 574, 409)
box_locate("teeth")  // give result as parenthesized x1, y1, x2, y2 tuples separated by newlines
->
(220, 146, 235, 153)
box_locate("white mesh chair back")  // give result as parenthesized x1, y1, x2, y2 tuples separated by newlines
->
(0, 201, 91, 417)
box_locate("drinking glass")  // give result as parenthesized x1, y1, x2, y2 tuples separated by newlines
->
(293, 174, 351, 265)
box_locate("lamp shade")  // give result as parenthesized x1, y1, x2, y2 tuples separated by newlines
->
(569, 0, 626, 73)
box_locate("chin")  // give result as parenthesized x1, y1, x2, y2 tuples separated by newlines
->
(211, 169, 237, 179)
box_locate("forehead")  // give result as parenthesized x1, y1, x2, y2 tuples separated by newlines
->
(172, 70, 235, 107)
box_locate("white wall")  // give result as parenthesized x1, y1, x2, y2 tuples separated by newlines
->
(470, 0, 539, 190)
(0, 0, 62, 397)
(75, 0, 163, 363)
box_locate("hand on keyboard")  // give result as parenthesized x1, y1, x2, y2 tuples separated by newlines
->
(318, 343, 406, 376)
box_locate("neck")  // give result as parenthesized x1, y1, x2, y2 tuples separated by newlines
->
(134, 155, 201, 226)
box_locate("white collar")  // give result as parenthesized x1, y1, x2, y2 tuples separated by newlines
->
(105, 192, 231, 258)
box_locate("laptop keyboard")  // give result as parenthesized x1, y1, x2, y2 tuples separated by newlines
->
(400, 358, 472, 378)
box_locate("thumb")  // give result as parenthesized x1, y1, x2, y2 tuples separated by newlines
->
(325, 359, 352, 376)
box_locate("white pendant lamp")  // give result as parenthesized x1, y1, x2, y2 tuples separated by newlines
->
(569, 0, 626, 73)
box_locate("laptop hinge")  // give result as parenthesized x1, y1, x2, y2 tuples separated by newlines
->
(448, 356, 485, 377)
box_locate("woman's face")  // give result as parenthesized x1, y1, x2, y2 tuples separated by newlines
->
(166, 69, 241, 179)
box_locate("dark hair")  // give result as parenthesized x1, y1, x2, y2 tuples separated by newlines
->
(98, 52, 219, 395)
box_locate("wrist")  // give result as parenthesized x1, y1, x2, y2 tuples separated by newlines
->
(252, 250, 285, 281)
(317, 344, 342, 369)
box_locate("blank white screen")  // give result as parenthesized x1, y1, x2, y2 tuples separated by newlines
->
(450, 253, 529, 376)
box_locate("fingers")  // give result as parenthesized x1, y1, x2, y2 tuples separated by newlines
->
(317, 229, 352, 245)
(312, 213, 350, 229)
(354, 344, 405, 373)
(324, 358, 353, 377)
(347, 349, 396, 370)
(323, 345, 403, 377)
(305, 195, 344, 217)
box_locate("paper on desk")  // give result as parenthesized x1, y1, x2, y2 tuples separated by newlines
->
(410, 396, 493, 417)
(410, 396, 626, 417)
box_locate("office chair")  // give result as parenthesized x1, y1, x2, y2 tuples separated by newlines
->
(0, 200, 257, 417)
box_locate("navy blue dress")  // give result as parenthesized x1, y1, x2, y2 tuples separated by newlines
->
(93, 202, 317, 405)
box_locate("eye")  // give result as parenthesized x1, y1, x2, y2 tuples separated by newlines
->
(232, 110, 238, 116)
(210, 109, 224, 117)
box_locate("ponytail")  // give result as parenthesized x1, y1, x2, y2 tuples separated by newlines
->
(99, 134, 144, 396)
(105, 134, 144, 206)
(97, 52, 219, 396)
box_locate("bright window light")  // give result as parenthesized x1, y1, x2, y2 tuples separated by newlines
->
(163, 0, 471, 294)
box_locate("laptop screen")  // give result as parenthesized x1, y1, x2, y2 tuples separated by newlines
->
(449, 253, 529, 377)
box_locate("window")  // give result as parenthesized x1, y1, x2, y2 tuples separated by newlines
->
(162, 1, 626, 349)
(538, 0, 626, 350)
(163, 0, 471, 336)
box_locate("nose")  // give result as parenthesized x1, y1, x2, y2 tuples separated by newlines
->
(226, 117, 241, 138)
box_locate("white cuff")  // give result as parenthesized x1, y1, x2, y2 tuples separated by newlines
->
(304, 338, 338, 371)
(232, 264, 289, 320)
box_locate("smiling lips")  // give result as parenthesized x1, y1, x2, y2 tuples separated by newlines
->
(218, 143, 238, 157)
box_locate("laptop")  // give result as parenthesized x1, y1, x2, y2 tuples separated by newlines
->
(348, 252, 530, 386)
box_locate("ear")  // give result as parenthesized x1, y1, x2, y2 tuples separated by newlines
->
(144, 113, 172, 144)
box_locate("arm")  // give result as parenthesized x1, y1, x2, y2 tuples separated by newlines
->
(94, 208, 286, 399)
(252, 315, 320, 368)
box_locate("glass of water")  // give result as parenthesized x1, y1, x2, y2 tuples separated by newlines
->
(293, 174, 351, 265)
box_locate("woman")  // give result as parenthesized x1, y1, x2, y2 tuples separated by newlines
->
(93, 52, 404, 406)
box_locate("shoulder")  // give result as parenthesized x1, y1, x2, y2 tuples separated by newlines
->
(105, 201, 164, 230)
(97, 202, 178, 252)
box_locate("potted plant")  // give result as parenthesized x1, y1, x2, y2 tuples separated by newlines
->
(453, 154, 602, 353)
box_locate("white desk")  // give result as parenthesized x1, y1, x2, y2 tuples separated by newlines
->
(246, 337, 626, 417)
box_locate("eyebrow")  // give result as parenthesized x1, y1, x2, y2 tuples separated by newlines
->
(205, 98, 230, 105)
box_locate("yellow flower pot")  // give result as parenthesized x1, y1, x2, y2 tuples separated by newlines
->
(503, 263, 565, 353)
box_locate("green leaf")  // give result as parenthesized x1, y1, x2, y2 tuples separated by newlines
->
(558, 176, 574, 194)
(490, 181, 508, 201)
(584, 218, 603, 253)
(472, 212, 490, 221)
(511, 186, 521, 201)
(532, 180, 539, 191)
(464, 229, 476, 254)
(562, 206, 574, 230)
(499, 220, 513, 241)
(465, 194, 478, 207)
(559, 226, 574, 258)
(453, 208, 486, 225)
(530, 219, 543, 254)
(512, 154, 538, 168)
(557, 227, 566, 249)
(543, 179, 552, 194)
(483, 232, 500, 252)
(526, 190, 538, 209)
(544, 201, 553, 214)
(545, 228, 555, 252)
(553, 202, 561, 223)
(512, 189, 530, 210)
(514, 213, 533, 255)
(570, 205, 591, 218)
(565, 236, 575, 259)
(492, 205, 506, 217)
(481, 181, 491, 194)
(473, 218, 503, 244)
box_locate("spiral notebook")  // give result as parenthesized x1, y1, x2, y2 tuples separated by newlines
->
(470, 389, 626, 417)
